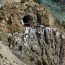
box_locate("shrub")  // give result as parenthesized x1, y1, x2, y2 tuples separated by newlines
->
(0, 53, 3, 59)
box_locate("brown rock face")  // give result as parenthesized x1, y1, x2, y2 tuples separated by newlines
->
(60, 34, 65, 65)
(0, 2, 53, 33)
(0, 1, 65, 65)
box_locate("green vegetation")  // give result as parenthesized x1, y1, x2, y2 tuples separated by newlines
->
(62, 21, 65, 28)
(0, 53, 3, 59)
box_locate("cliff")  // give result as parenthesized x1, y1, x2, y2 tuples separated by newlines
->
(0, 1, 65, 65)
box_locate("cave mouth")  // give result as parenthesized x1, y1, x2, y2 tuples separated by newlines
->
(23, 15, 33, 27)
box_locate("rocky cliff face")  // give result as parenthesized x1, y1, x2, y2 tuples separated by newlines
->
(11, 26, 63, 65)
(0, 1, 65, 65)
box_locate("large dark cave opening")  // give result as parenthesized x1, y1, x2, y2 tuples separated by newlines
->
(22, 15, 33, 26)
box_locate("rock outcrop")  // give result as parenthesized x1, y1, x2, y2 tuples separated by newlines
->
(0, 41, 27, 65)
(10, 26, 63, 65)
(0, 1, 65, 65)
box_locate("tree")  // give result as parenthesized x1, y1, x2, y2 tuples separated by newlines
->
(53, 0, 60, 2)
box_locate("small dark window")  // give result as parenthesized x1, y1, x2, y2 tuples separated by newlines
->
(0, 16, 3, 20)
(19, 46, 22, 51)
(7, 17, 12, 25)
